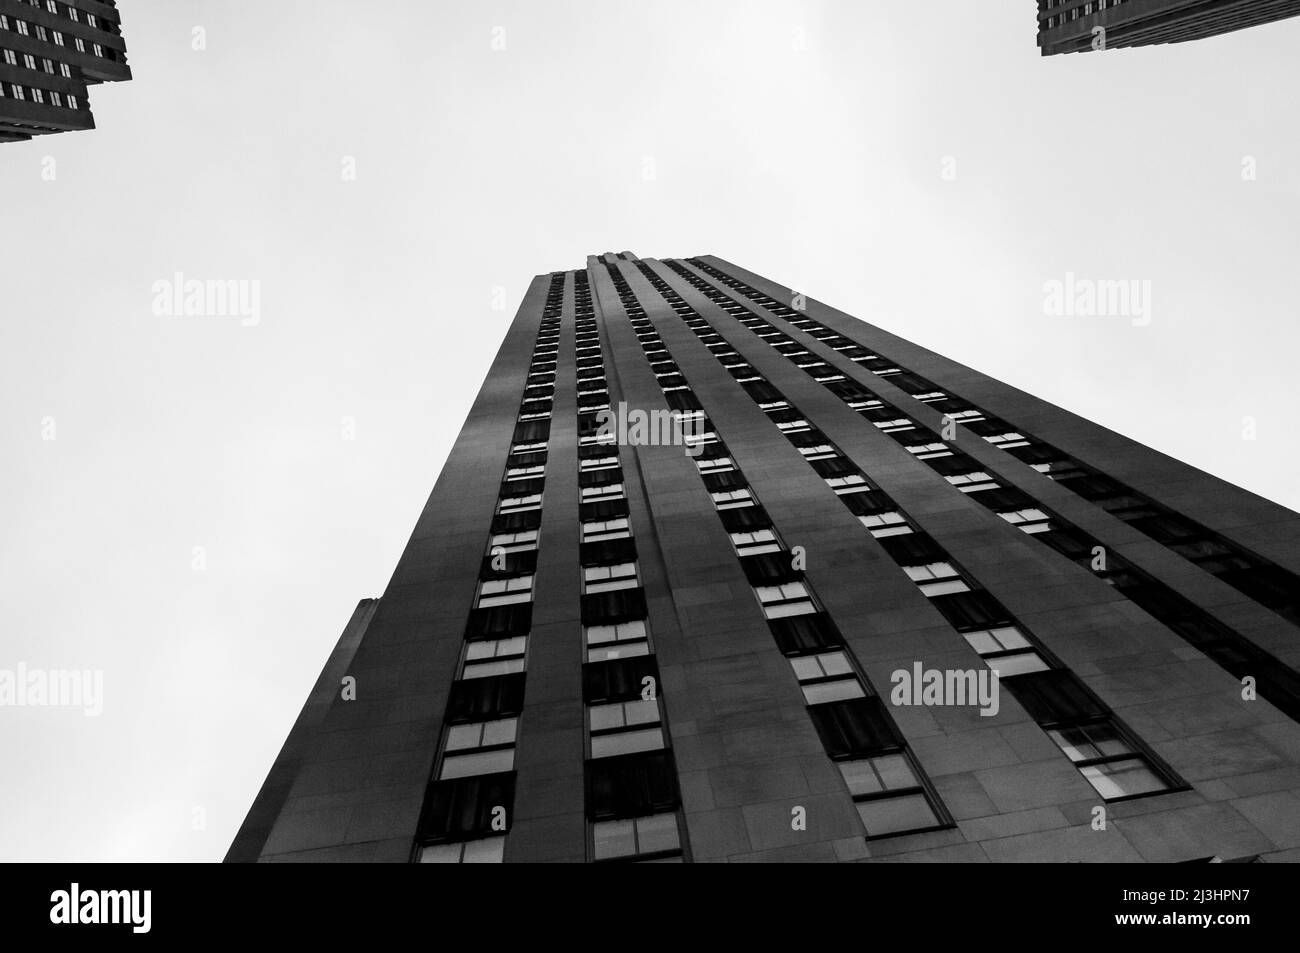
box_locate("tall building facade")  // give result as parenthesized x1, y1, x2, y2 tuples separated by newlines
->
(0, 0, 130, 143)
(1037, 0, 1300, 55)
(229, 252, 1300, 863)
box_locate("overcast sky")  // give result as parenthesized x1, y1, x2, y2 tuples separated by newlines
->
(1, 1, 1297, 862)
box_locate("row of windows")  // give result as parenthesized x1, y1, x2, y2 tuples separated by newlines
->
(679, 258, 1300, 723)
(1040, 0, 1132, 30)
(415, 273, 570, 863)
(2, 45, 72, 76)
(17, 0, 117, 33)
(0, 12, 114, 58)
(0, 78, 77, 107)
(572, 275, 685, 861)
(637, 261, 1184, 803)
(607, 260, 953, 839)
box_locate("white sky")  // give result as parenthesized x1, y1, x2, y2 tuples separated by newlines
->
(1, 1, 1297, 861)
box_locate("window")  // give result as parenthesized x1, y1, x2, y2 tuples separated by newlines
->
(584, 561, 639, 594)
(1050, 724, 1171, 800)
(590, 699, 663, 758)
(440, 715, 517, 779)
(776, 418, 812, 433)
(697, 455, 735, 475)
(903, 561, 971, 597)
(790, 651, 865, 704)
(730, 528, 780, 557)
(905, 441, 952, 460)
(476, 575, 534, 608)
(682, 430, 719, 451)
(1005, 669, 1178, 801)
(445, 717, 518, 752)
(581, 482, 624, 502)
(592, 813, 681, 862)
(489, 529, 538, 554)
(1031, 459, 1088, 482)
(797, 444, 837, 461)
(580, 456, 620, 473)
(843, 756, 944, 838)
(962, 626, 1050, 678)
(860, 510, 911, 537)
(497, 493, 542, 515)
(947, 471, 999, 493)
(505, 464, 545, 481)
(462, 636, 527, 679)
(586, 619, 650, 662)
(419, 772, 516, 848)
(985, 431, 1030, 449)
(711, 488, 754, 510)
(999, 508, 1051, 534)
(807, 696, 948, 838)
(821, 474, 865, 496)
(582, 517, 630, 543)
(511, 441, 546, 455)
(418, 837, 505, 864)
(756, 581, 816, 619)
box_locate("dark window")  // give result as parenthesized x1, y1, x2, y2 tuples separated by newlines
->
(512, 420, 549, 443)
(809, 697, 902, 760)
(811, 456, 858, 478)
(841, 490, 897, 517)
(702, 471, 747, 494)
(583, 656, 659, 705)
(445, 673, 527, 725)
(739, 552, 801, 586)
(768, 613, 844, 655)
(579, 468, 623, 489)
(877, 532, 948, 566)
(741, 380, 782, 402)
(586, 751, 680, 820)
(967, 486, 1037, 512)
(480, 550, 537, 580)
(1002, 670, 1108, 726)
(418, 772, 516, 842)
(491, 510, 542, 535)
(581, 498, 630, 523)
(928, 589, 1012, 631)
(464, 604, 533, 641)
(718, 505, 773, 533)
(581, 537, 638, 568)
(664, 390, 701, 413)
(581, 588, 648, 626)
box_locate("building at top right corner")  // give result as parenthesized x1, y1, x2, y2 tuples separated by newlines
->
(1037, 0, 1300, 55)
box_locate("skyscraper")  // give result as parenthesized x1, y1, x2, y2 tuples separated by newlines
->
(0, 0, 130, 144)
(229, 253, 1300, 863)
(1037, 0, 1300, 55)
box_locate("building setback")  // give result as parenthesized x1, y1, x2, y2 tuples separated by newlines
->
(1037, 0, 1300, 55)
(229, 252, 1300, 863)
(0, 0, 129, 143)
